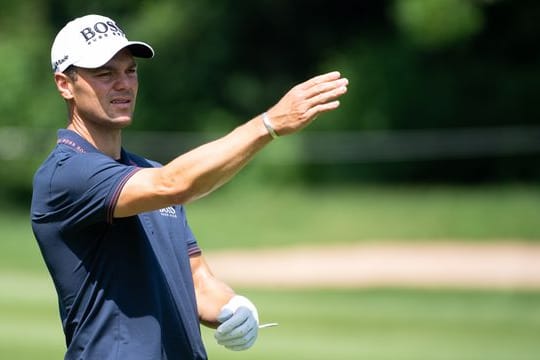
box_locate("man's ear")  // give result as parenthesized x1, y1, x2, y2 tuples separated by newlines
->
(54, 72, 74, 100)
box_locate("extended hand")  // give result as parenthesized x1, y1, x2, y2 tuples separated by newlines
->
(266, 71, 348, 136)
(214, 295, 259, 351)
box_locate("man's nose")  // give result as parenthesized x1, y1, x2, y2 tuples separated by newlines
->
(113, 73, 134, 90)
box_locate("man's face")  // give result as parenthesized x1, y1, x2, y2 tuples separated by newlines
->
(68, 48, 139, 129)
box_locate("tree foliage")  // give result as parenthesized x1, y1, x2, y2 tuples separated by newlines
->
(1, 0, 539, 193)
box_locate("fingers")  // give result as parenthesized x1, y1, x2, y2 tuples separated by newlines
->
(215, 295, 259, 351)
(310, 81, 348, 106)
(215, 307, 258, 351)
(304, 99, 342, 120)
(299, 71, 347, 99)
(296, 71, 348, 111)
(217, 308, 234, 323)
(306, 77, 348, 104)
(293, 75, 348, 123)
(264, 70, 348, 137)
(219, 333, 257, 351)
(298, 71, 343, 90)
(216, 307, 253, 335)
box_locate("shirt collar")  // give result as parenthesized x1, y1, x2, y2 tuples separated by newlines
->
(57, 129, 100, 154)
(57, 129, 136, 165)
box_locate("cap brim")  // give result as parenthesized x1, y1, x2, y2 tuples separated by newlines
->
(126, 41, 154, 59)
(73, 40, 154, 70)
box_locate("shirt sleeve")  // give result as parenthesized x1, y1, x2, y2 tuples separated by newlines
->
(176, 205, 202, 256)
(50, 152, 140, 230)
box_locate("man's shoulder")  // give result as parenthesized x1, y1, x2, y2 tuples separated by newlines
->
(122, 149, 162, 168)
(35, 146, 111, 176)
(32, 146, 137, 194)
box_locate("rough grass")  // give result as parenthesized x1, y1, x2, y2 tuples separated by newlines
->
(186, 183, 540, 250)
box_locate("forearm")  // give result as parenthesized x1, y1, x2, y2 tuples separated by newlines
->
(191, 255, 236, 328)
(161, 116, 271, 204)
(115, 116, 271, 217)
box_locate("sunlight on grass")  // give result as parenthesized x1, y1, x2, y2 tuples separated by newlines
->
(0, 272, 64, 359)
(186, 184, 540, 250)
(201, 289, 540, 360)
(2, 184, 539, 359)
(2, 276, 540, 359)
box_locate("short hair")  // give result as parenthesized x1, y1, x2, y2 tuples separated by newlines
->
(64, 65, 78, 81)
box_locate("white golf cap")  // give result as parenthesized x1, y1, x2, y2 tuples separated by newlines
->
(51, 14, 154, 73)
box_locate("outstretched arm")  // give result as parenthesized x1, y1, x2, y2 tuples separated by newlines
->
(114, 71, 348, 217)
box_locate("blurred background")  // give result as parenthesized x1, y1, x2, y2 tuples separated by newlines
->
(1, 0, 540, 359)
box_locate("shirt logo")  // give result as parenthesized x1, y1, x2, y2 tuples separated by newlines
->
(159, 206, 177, 218)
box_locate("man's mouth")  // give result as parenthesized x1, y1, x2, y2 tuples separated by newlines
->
(110, 98, 131, 104)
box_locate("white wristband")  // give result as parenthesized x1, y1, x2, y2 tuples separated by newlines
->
(262, 112, 279, 139)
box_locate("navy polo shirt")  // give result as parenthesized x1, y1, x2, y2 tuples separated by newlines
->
(31, 129, 207, 360)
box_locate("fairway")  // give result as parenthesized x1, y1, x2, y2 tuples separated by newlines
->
(0, 273, 65, 359)
(2, 278, 540, 359)
(201, 289, 540, 360)
(2, 184, 540, 358)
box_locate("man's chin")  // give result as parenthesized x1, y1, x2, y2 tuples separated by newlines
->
(110, 116, 133, 129)
(116, 122, 133, 130)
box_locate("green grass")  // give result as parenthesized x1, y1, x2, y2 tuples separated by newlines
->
(200, 288, 540, 360)
(0, 210, 44, 272)
(0, 273, 65, 359)
(4, 184, 539, 273)
(186, 183, 540, 250)
(2, 184, 540, 358)
(2, 280, 539, 359)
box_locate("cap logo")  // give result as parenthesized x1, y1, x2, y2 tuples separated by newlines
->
(80, 20, 125, 44)
(53, 55, 69, 71)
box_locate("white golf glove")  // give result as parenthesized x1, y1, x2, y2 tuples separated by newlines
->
(214, 295, 259, 351)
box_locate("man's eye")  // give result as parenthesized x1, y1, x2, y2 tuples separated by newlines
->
(97, 72, 111, 77)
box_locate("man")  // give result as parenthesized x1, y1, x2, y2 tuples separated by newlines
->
(31, 14, 348, 360)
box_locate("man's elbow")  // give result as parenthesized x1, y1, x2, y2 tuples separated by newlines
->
(153, 168, 204, 205)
